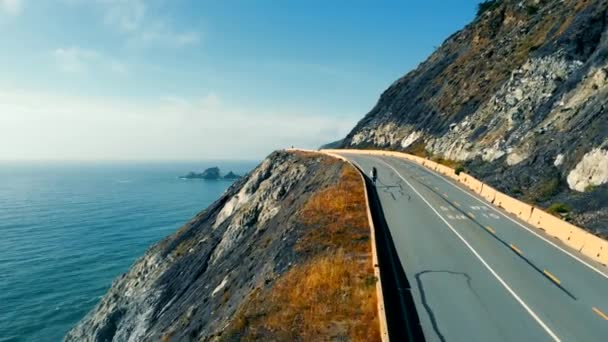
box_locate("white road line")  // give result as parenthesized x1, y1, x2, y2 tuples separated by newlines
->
(376, 158, 561, 342)
(390, 156, 608, 280)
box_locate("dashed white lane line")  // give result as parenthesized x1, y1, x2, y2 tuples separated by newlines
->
(375, 158, 561, 342)
(390, 156, 608, 281)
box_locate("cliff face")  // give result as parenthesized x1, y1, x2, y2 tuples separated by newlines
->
(342, 0, 608, 234)
(66, 151, 379, 341)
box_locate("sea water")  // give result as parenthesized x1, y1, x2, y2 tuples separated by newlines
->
(0, 160, 257, 341)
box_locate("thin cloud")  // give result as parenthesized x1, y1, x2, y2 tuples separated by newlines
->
(109, 60, 128, 74)
(0, 0, 23, 15)
(99, 0, 201, 48)
(137, 28, 201, 47)
(102, 0, 145, 32)
(0, 89, 354, 160)
(51, 47, 129, 75)
(52, 47, 99, 73)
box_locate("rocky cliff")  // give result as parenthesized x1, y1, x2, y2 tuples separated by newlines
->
(66, 151, 379, 341)
(341, 0, 608, 235)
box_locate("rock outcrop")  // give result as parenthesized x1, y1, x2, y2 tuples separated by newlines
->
(341, 0, 608, 235)
(181, 168, 241, 180)
(180, 167, 221, 180)
(222, 171, 241, 180)
(66, 151, 379, 341)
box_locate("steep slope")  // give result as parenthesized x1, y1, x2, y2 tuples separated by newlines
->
(342, 0, 608, 234)
(66, 151, 380, 341)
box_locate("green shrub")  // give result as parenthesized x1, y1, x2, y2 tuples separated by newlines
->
(455, 166, 465, 175)
(530, 177, 560, 202)
(547, 203, 571, 215)
(526, 5, 539, 15)
(477, 0, 501, 16)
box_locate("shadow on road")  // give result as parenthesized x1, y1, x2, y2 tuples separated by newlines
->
(361, 171, 426, 342)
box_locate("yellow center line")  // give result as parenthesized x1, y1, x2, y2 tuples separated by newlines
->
(374, 158, 561, 341)
(543, 270, 561, 285)
(510, 244, 523, 255)
(486, 226, 496, 234)
(592, 307, 608, 320)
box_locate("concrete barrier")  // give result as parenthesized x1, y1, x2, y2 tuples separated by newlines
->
(459, 173, 484, 194)
(436, 164, 455, 177)
(581, 237, 608, 265)
(564, 227, 591, 252)
(493, 192, 534, 222)
(479, 184, 498, 203)
(527, 209, 572, 241)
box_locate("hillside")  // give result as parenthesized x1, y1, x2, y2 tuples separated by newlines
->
(341, 0, 608, 235)
(65, 151, 380, 341)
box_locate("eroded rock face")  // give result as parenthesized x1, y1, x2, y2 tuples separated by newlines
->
(424, 52, 583, 162)
(567, 147, 608, 191)
(209, 158, 307, 264)
(65, 151, 345, 341)
(340, 0, 608, 232)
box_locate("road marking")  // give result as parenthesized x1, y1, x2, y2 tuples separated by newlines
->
(393, 157, 608, 280)
(543, 270, 561, 285)
(486, 226, 496, 234)
(511, 244, 523, 255)
(376, 158, 561, 342)
(468, 212, 475, 218)
(592, 307, 608, 320)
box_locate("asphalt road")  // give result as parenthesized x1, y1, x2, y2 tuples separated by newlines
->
(336, 152, 608, 342)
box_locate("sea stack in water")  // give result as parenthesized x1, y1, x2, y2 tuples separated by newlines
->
(181, 167, 241, 180)
(223, 171, 241, 180)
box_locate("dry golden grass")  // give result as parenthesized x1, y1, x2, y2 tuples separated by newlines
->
(221, 163, 380, 341)
(431, 156, 462, 169)
(405, 140, 430, 158)
(575, 0, 592, 12)
(556, 0, 590, 36)
(291, 150, 340, 166)
(224, 250, 379, 341)
(296, 166, 370, 254)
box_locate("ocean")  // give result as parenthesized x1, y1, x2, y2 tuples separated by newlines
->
(0, 160, 257, 342)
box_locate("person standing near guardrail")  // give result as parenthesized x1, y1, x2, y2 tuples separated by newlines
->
(371, 166, 377, 185)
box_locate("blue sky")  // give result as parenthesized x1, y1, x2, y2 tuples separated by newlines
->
(0, 0, 478, 160)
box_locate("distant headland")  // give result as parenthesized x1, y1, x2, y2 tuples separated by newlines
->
(180, 167, 241, 180)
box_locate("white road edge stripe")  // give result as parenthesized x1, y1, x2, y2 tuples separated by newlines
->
(375, 158, 561, 342)
(390, 156, 608, 280)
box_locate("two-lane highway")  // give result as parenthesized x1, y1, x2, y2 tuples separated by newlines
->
(336, 151, 608, 342)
